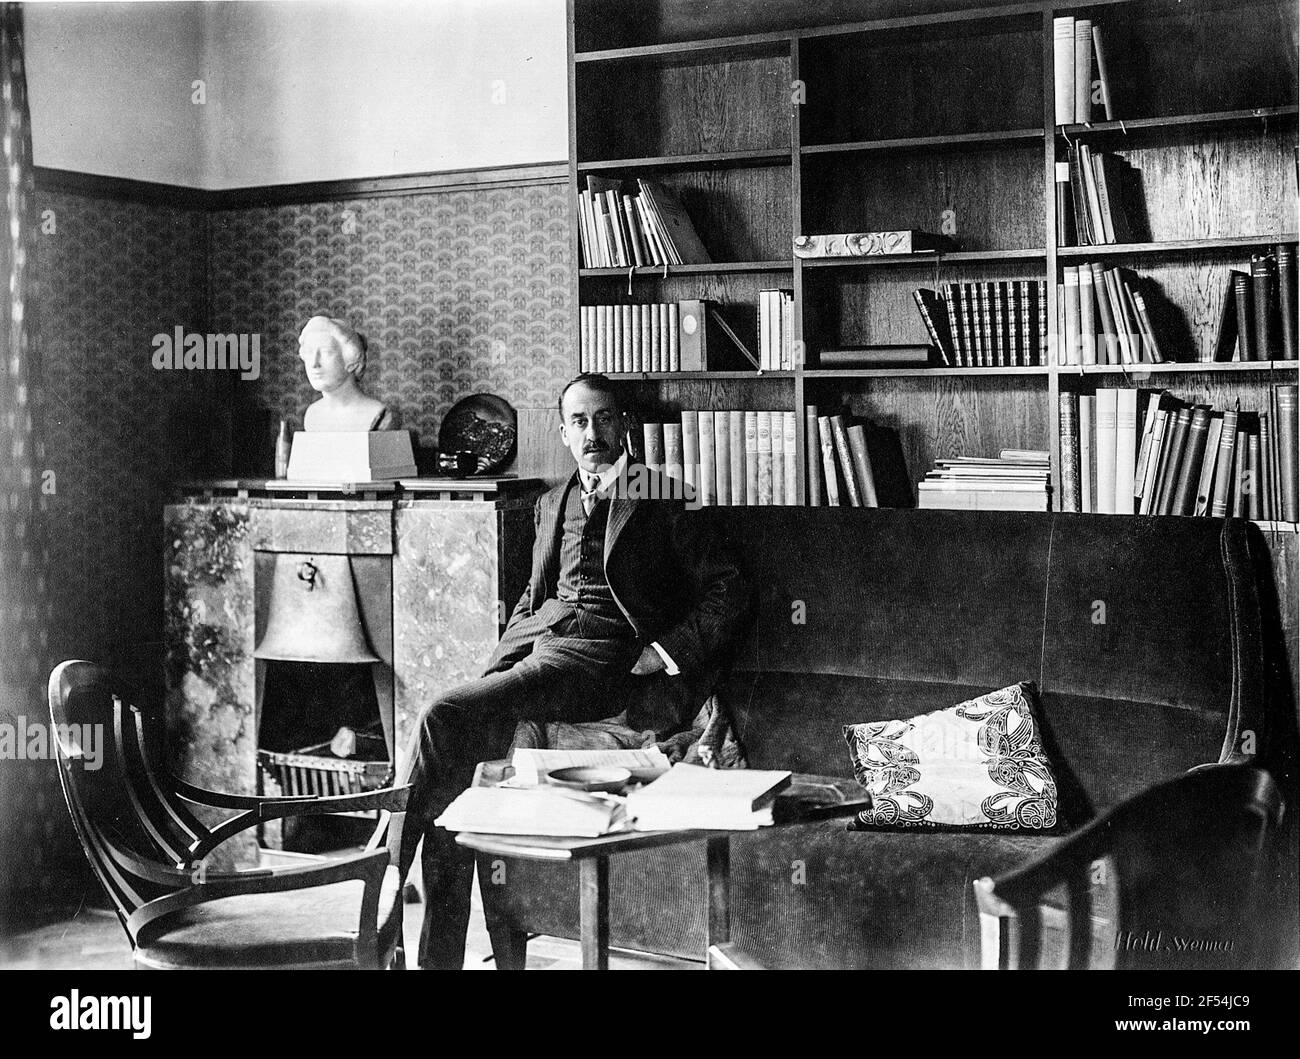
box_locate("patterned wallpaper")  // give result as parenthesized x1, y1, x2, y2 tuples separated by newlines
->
(208, 182, 574, 474)
(5, 190, 215, 909)
(5, 177, 575, 911)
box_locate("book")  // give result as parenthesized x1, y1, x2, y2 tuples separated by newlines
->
(642, 421, 664, 473)
(637, 179, 711, 265)
(1095, 388, 1119, 513)
(1234, 272, 1255, 360)
(1054, 17, 1076, 126)
(1059, 392, 1081, 512)
(625, 763, 792, 831)
(829, 415, 861, 506)
(1092, 23, 1114, 120)
(1251, 253, 1279, 361)
(945, 283, 966, 366)
(1278, 245, 1298, 361)
(680, 410, 699, 500)
(846, 423, 879, 507)
(1156, 407, 1192, 515)
(1210, 407, 1239, 518)
(697, 411, 717, 506)
(817, 345, 931, 369)
(1055, 162, 1075, 248)
(1212, 271, 1247, 361)
(744, 411, 759, 506)
(1079, 394, 1094, 512)
(771, 410, 785, 505)
(729, 411, 746, 506)
(805, 406, 822, 506)
(1074, 19, 1093, 124)
(783, 412, 799, 506)
(663, 422, 683, 500)
(1172, 406, 1212, 516)
(756, 411, 773, 505)
(1063, 267, 1081, 364)
(712, 409, 730, 507)
(1278, 385, 1299, 521)
(913, 288, 954, 365)
(817, 415, 841, 506)
(1114, 388, 1138, 514)
(1079, 265, 1097, 364)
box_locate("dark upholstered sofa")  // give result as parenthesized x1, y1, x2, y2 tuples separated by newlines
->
(479, 508, 1297, 969)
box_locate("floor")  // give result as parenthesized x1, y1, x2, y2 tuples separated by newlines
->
(0, 873, 699, 971)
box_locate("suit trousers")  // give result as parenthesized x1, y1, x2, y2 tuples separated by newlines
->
(396, 607, 653, 969)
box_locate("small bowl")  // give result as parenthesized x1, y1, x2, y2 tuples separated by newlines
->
(544, 766, 632, 793)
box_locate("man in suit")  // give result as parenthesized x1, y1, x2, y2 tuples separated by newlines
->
(397, 372, 751, 968)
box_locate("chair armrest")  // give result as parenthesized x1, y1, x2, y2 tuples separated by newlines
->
(128, 847, 391, 944)
(176, 783, 410, 864)
(174, 777, 409, 815)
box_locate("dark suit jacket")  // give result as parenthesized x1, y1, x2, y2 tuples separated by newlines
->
(485, 462, 752, 704)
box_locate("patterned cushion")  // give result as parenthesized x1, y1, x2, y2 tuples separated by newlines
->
(843, 682, 1059, 830)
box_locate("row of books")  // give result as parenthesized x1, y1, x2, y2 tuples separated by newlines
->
(1056, 143, 1134, 247)
(1214, 248, 1298, 362)
(912, 281, 1050, 368)
(759, 289, 796, 370)
(806, 409, 878, 507)
(1059, 385, 1299, 521)
(580, 301, 685, 374)
(1053, 16, 1115, 125)
(916, 451, 1052, 512)
(642, 411, 800, 506)
(576, 176, 710, 268)
(1057, 264, 1164, 365)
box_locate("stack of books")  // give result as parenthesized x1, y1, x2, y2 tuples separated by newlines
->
(1056, 143, 1136, 247)
(915, 451, 1052, 512)
(1058, 384, 1299, 520)
(1057, 265, 1165, 365)
(759, 289, 795, 370)
(1053, 16, 1115, 125)
(806, 408, 879, 508)
(912, 281, 1049, 367)
(643, 411, 800, 506)
(1213, 247, 1298, 362)
(625, 764, 792, 831)
(577, 176, 710, 268)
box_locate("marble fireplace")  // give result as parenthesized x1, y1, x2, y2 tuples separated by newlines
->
(164, 478, 538, 868)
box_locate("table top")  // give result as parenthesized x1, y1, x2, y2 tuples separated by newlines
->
(453, 761, 871, 862)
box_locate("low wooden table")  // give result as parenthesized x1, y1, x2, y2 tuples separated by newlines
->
(454, 761, 871, 970)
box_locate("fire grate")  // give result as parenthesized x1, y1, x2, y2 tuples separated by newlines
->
(258, 732, 393, 815)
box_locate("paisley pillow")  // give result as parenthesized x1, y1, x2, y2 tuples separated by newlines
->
(842, 682, 1059, 830)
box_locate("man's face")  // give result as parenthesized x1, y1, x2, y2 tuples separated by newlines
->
(559, 382, 624, 474)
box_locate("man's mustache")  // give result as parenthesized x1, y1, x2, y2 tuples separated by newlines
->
(583, 442, 609, 453)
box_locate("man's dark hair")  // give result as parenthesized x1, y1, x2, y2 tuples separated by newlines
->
(557, 372, 623, 421)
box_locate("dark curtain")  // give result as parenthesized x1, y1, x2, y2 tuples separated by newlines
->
(0, 1, 51, 923)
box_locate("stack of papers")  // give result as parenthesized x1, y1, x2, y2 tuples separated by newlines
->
(626, 764, 792, 831)
(435, 786, 628, 838)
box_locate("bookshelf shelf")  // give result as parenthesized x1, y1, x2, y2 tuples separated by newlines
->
(574, 33, 792, 66)
(805, 366, 1052, 378)
(1056, 105, 1299, 139)
(1057, 236, 1300, 260)
(579, 261, 793, 277)
(578, 149, 793, 173)
(1058, 361, 1300, 376)
(800, 249, 1048, 270)
(606, 371, 796, 381)
(802, 129, 1044, 156)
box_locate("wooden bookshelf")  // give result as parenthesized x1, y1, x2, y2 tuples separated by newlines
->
(567, 0, 1299, 515)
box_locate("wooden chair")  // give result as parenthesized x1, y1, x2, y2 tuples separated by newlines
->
(49, 659, 410, 969)
(974, 763, 1284, 969)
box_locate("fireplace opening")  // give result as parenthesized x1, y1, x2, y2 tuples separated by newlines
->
(257, 661, 392, 852)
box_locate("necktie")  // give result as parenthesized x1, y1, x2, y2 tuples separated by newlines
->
(580, 474, 601, 516)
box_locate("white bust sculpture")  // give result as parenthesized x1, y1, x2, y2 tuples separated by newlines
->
(298, 315, 397, 431)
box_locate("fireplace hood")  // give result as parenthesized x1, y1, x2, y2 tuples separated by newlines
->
(253, 553, 380, 664)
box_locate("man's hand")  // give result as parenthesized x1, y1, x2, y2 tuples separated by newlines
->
(630, 645, 667, 676)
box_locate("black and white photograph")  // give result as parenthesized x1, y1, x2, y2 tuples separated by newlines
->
(0, 0, 1296, 1036)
